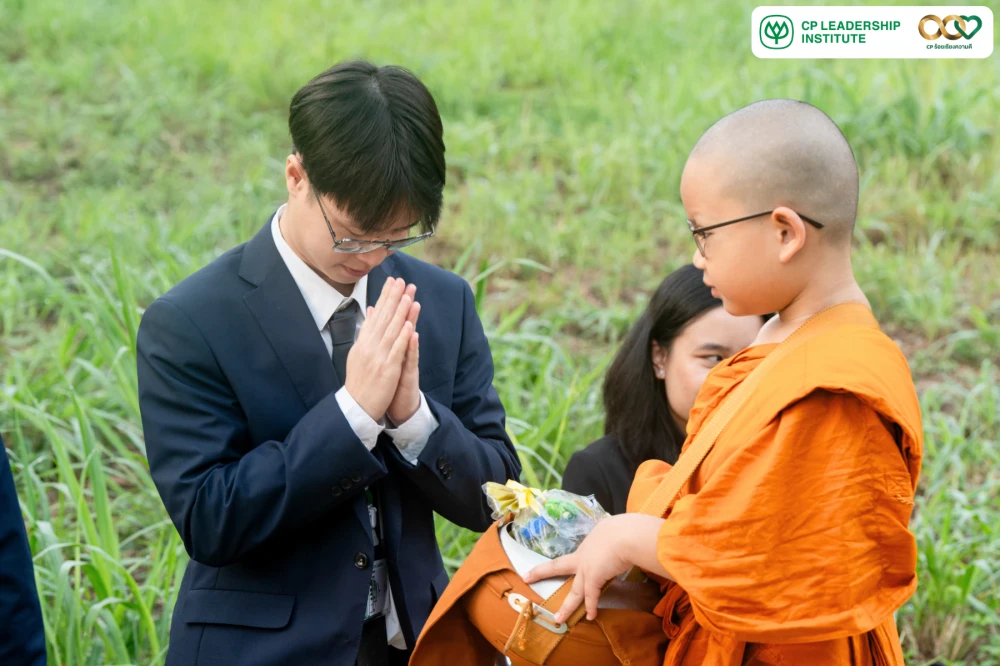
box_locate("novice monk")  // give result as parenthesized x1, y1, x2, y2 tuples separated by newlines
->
(525, 99, 923, 665)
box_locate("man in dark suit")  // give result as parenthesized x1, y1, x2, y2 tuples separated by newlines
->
(1, 435, 47, 666)
(137, 60, 520, 666)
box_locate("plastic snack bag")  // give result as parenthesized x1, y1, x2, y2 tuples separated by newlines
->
(483, 480, 608, 559)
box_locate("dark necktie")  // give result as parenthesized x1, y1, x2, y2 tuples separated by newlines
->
(329, 299, 361, 384)
(331, 300, 391, 665)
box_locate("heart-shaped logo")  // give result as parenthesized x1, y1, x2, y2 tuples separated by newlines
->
(954, 15, 982, 39)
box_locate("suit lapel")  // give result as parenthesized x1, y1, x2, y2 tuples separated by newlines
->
(240, 219, 338, 410)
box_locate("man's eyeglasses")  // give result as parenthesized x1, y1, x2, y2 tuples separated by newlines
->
(313, 188, 434, 255)
(687, 210, 824, 257)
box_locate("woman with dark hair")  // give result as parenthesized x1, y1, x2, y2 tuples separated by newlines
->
(562, 264, 765, 514)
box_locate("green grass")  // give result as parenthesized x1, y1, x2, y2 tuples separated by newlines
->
(1, 0, 998, 664)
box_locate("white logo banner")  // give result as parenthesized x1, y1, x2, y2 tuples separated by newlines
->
(752, 6, 994, 58)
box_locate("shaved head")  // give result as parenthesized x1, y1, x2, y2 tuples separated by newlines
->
(688, 99, 859, 243)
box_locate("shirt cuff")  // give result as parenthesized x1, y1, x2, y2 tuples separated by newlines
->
(385, 392, 439, 465)
(335, 387, 385, 451)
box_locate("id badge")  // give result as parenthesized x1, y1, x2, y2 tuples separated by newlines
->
(364, 558, 388, 621)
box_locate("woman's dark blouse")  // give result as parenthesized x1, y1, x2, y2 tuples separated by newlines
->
(561, 435, 634, 515)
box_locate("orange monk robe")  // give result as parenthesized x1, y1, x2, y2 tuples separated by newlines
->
(628, 306, 923, 666)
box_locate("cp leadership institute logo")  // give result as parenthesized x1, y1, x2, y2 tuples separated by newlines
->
(760, 15, 794, 49)
(919, 14, 983, 40)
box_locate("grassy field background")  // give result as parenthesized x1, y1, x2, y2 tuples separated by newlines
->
(1, 0, 998, 664)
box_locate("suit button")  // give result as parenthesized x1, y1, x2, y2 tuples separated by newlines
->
(443, 469, 453, 480)
(354, 552, 369, 569)
(351, 472, 362, 483)
(341, 478, 352, 490)
(437, 457, 448, 471)
(332, 486, 343, 497)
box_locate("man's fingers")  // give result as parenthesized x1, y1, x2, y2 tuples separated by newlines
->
(402, 285, 418, 328)
(399, 332, 419, 382)
(406, 300, 421, 327)
(388, 321, 414, 365)
(372, 278, 404, 335)
(554, 574, 586, 625)
(383, 278, 406, 324)
(372, 277, 394, 320)
(406, 333, 419, 371)
(367, 279, 391, 335)
(524, 554, 576, 583)
(357, 305, 377, 340)
(382, 294, 412, 347)
(378, 276, 394, 300)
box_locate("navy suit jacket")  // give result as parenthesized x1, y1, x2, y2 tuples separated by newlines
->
(136, 219, 520, 666)
(0, 436, 47, 666)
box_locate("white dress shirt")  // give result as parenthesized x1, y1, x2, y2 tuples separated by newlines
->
(271, 204, 438, 649)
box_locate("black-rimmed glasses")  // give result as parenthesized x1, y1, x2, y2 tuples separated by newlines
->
(313, 188, 434, 255)
(687, 210, 825, 257)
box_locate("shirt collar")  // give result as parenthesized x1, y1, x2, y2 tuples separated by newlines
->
(271, 204, 368, 331)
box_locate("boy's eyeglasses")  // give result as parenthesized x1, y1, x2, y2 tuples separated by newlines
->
(313, 188, 434, 254)
(687, 210, 825, 257)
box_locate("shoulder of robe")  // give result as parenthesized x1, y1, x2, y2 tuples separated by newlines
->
(755, 324, 923, 453)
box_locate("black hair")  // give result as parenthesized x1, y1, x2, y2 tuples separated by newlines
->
(288, 60, 445, 233)
(602, 264, 737, 472)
